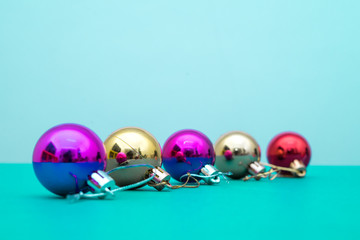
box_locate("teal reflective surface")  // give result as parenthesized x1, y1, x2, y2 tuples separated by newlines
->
(2, 164, 359, 240)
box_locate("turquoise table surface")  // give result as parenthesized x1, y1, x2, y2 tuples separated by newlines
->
(1, 165, 359, 240)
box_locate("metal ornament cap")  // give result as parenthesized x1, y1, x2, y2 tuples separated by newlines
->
(32, 123, 107, 196)
(214, 131, 261, 179)
(201, 164, 219, 176)
(147, 167, 171, 191)
(267, 132, 311, 176)
(201, 164, 221, 185)
(87, 170, 117, 194)
(290, 159, 307, 177)
(104, 127, 162, 188)
(162, 129, 215, 182)
(248, 161, 265, 175)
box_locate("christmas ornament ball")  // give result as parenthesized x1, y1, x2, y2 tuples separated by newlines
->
(214, 131, 261, 179)
(33, 124, 107, 196)
(104, 127, 162, 187)
(162, 129, 215, 182)
(267, 132, 311, 170)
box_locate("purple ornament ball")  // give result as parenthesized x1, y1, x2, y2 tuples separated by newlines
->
(33, 123, 106, 196)
(162, 129, 215, 182)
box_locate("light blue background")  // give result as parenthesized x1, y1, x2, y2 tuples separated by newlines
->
(0, 1, 359, 164)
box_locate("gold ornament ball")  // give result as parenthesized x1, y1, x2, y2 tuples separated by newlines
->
(214, 131, 261, 179)
(104, 127, 162, 187)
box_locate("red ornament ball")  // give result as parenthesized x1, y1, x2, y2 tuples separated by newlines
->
(267, 132, 311, 169)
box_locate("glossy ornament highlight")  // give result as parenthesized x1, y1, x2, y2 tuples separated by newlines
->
(214, 131, 262, 179)
(267, 132, 311, 177)
(104, 127, 163, 188)
(162, 129, 216, 182)
(33, 124, 106, 196)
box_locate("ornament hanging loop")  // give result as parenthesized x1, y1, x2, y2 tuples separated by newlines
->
(262, 160, 306, 178)
(178, 165, 232, 185)
(209, 176, 221, 184)
(171, 173, 200, 189)
(242, 168, 279, 181)
(67, 164, 159, 202)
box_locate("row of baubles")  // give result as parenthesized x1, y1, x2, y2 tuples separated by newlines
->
(33, 124, 311, 199)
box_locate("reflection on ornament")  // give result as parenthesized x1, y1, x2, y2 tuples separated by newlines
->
(214, 131, 268, 180)
(162, 129, 230, 184)
(104, 127, 171, 191)
(33, 123, 107, 196)
(33, 124, 162, 202)
(266, 132, 311, 177)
